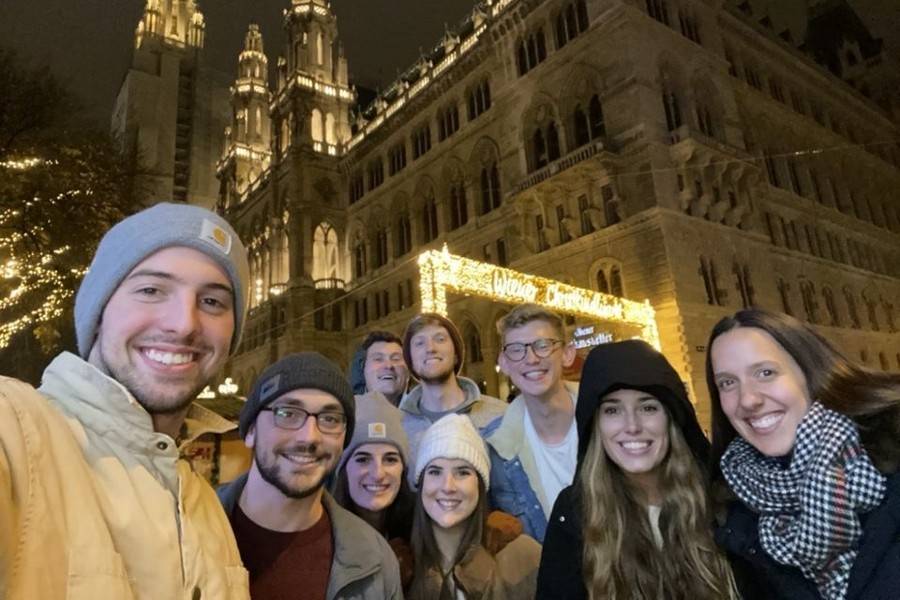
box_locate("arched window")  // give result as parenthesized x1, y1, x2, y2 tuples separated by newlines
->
(255, 107, 262, 136)
(325, 112, 336, 145)
(533, 129, 547, 170)
(463, 323, 484, 363)
(588, 95, 605, 138)
(602, 185, 620, 226)
(595, 262, 624, 297)
(422, 192, 439, 243)
(449, 181, 468, 230)
(275, 228, 290, 284)
(311, 108, 324, 142)
(609, 266, 623, 297)
(596, 270, 610, 294)
(316, 32, 324, 65)
(312, 223, 339, 281)
(353, 239, 367, 278)
(395, 212, 412, 257)
(573, 105, 589, 147)
(547, 121, 561, 161)
(372, 228, 389, 269)
(516, 41, 528, 76)
(662, 88, 682, 132)
(280, 114, 292, 153)
(480, 162, 501, 214)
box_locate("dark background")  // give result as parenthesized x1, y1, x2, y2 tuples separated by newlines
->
(0, 1, 897, 127)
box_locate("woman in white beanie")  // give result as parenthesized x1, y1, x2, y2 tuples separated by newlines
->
(408, 413, 541, 600)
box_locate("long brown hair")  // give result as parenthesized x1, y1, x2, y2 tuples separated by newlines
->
(407, 472, 488, 600)
(705, 308, 900, 475)
(579, 412, 737, 600)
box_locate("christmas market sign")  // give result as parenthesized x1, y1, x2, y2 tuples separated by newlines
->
(418, 245, 660, 349)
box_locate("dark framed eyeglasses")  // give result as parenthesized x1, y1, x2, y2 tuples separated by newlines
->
(261, 405, 347, 434)
(501, 338, 564, 362)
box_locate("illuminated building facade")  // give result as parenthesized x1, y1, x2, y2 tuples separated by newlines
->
(113, 0, 229, 208)
(132, 0, 900, 424)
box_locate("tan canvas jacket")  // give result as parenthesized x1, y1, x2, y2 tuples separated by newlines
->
(0, 352, 249, 599)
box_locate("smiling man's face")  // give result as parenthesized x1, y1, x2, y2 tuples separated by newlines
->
(363, 341, 409, 401)
(88, 246, 234, 415)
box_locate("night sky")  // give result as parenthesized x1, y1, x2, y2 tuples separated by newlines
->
(0, 0, 897, 128)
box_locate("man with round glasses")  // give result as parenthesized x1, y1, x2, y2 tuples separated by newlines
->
(485, 304, 578, 542)
(217, 352, 401, 599)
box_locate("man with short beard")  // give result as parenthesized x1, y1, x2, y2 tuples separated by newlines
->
(217, 352, 401, 600)
(399, 313, 507, 480)
(0, 203, 251, 598)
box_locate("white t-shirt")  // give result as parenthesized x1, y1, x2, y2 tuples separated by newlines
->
(523, 405, 578, 516)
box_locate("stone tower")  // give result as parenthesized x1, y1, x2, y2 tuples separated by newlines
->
(218, 24, 272, 210)
(112, 0, 229, 208)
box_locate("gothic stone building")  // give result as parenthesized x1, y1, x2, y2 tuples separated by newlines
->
(125, 0, 900, 425)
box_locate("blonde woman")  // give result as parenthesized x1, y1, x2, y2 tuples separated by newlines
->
(537, 340, 736, 600)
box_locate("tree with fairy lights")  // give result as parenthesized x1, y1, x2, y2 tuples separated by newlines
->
(0, 47, 145, 382)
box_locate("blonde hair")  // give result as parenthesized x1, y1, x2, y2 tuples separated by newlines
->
(579, 413, 737, 600)
(496, 303, 565, 341)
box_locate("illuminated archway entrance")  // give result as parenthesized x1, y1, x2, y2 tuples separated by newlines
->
(417, 246, 660, 351)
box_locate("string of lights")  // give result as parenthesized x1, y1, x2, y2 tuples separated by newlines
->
(0, 157, 86, 350)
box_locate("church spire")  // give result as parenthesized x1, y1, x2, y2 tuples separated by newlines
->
(217, 23, 272, 209)
(135, 0, 206, 50)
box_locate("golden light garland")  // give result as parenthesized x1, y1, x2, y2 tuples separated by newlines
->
(0, 157, 81, 349)
(417, 245, 661, 349)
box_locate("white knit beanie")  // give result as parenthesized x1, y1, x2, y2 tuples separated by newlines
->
(414, 414, 490, 489)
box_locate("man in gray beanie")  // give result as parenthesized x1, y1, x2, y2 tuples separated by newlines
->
(0, 202, 251, 598)
(217, 352, 402, 599)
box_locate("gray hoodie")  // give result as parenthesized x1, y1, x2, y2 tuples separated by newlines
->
(399, 375, 506, 484)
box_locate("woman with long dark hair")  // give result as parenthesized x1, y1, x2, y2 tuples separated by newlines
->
(332, 391, 415, 581)
(537, 340, 737, 600)
(407, 413, 541, 600)
(707, 308, 900, 599)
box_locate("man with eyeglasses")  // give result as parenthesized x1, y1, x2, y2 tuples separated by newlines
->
(217, 352, 401, 599)
(485, 304, 578, 542)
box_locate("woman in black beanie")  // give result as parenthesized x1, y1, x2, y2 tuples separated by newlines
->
(536, 339, 737, 600)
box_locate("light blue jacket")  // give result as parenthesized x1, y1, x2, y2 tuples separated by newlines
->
(485, 382, 579, 542)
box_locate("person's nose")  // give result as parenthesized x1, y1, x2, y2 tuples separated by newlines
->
(163, 293, 201, 339)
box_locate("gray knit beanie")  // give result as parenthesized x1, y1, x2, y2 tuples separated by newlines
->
(240, 352, 356, 445)
(74, 202, 249, 357)
(337, 391, 410, 474)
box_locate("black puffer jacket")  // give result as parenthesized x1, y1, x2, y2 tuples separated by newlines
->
(536, 340, 711, 600)
(717, 470, 900, 600)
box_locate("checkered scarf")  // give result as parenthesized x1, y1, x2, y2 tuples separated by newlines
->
(720, 401, 886, 600)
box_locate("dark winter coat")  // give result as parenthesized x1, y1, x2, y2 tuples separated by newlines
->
(716, 471, 900, 600)
(536, 339, 712, 600)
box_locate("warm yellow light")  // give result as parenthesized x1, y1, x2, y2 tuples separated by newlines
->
(417, 245, 661, 349)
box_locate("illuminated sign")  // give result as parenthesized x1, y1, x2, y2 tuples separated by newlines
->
(417, 246, 660, 349)
(572, 326, 614, 350)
